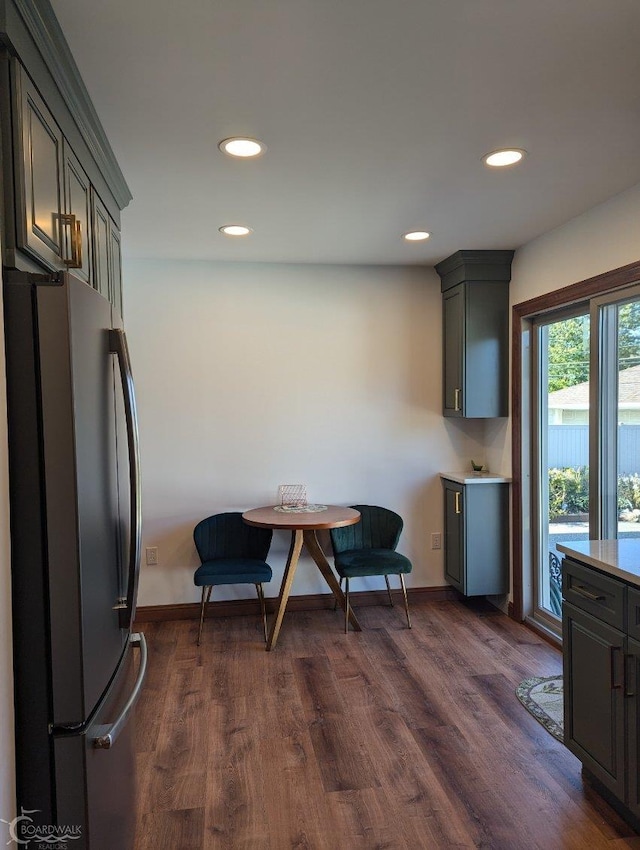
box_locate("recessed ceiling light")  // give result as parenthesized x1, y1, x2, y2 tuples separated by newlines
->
(403, 230, 431, 242)
(219, 225, 252, 236)
(483, 148, 526, 167)
(218, 137, 266, 158)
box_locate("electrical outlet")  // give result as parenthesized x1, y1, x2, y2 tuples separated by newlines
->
(431, 532, 442, 550)
(145, 546, 158, 566)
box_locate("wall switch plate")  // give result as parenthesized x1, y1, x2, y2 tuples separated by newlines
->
(431, 532, 442, 550)
(146, 546, 158, 566)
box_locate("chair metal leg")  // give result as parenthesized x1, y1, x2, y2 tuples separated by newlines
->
(384, 574, 394, 607)
(334, 577, 342, 611)
(256, 583, 268, 643)
(197, 585, 212, 645)
(399, 573, 411, 629)
(344, 578, 350, 634)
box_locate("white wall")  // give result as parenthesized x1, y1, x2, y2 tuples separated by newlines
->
(485, 180, 640, 477)
(511, 181, 640, 305)
(125, 260, 486, 606)
(0, 276, 15, 823)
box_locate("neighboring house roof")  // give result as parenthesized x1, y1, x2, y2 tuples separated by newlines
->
(549, 364, 640, 409)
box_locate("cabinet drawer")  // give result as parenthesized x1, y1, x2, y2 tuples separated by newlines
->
(562, 558, 625, 630)
(627, 588, 640, 641)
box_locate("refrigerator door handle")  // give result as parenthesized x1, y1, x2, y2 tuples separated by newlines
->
(109, 328, 142, 630)
(93, 632, 148, 749)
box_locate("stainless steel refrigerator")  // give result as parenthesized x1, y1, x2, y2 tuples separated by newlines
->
(3, 270, 146, 850)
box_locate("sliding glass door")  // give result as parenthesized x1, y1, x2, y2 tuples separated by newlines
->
(532, 310, 590, 629)
(530, 287, 640, 635)
(595, 294, 640, 541)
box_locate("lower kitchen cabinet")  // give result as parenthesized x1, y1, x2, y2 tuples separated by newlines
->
(561, 554, 640, 828)
(563, 600, 626, 799)
(627, 635, 640, 818)
(441, 474, 510, 597)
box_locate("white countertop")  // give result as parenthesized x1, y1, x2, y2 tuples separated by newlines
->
(556, 539, 640, 586)
(439, 471, 511, 485)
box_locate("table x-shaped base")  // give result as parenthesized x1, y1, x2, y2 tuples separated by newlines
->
(266, 529, 362, 650)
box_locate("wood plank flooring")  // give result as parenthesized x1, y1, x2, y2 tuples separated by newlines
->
(133, 598, 640, 849)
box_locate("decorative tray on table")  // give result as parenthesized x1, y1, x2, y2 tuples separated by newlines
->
(273, 504, 328, 513)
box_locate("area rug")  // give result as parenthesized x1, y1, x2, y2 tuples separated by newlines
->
(516, 676, 564, 742)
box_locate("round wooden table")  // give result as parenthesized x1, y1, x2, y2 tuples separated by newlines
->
(243, 505, 361, 650)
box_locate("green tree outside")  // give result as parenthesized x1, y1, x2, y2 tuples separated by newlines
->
(547, 315, 589, 393)
(547, 303, 640, 393)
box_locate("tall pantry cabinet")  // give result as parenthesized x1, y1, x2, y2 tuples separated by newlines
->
(436, 251, 513, 598)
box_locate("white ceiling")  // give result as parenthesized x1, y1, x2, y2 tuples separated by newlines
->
(50, 0, 640, 266)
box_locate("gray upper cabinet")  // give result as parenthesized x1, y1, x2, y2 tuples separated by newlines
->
(92, 190, 111, 301)
(13, 62, 65, 268)
(1, 1, 132, 307)
(5, 57, 125, 310)
(92, 189, 122, 314)
(436, 250, 514, 418)
(109, 221, 123, 318)
(63, 142, 93, 286)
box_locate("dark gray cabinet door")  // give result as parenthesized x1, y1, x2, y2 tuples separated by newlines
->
(563, 601, 626, 800)
(627, 636, 640, 818)
(441, 281, 509, 418)
(109, 222, 123, 318)
(442, 480, 509, 597)
(464, 283, 509, 417)
(443, 288, 464, 416)
(14, 62, 64, 268)
(63, 142, 93, 287)
(92, 189, 122, 311)
(92, 190, 111, 301)
(464, 483, 509, 595)
(444, 481, 464, 590)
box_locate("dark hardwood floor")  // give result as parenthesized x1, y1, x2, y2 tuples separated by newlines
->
(133, 598, 640, 849)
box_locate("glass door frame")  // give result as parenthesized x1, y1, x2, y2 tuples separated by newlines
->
(530, 304, 590, 637)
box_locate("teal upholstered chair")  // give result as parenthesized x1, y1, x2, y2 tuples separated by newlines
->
(330, 504, 412, 633)
(193, 512, 273, 645)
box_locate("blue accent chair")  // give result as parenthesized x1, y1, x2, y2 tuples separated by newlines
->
(330, 505, 412, 633)
(193, 512, 273, 645)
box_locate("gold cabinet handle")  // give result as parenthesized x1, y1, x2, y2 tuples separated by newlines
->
(454, 491, 462, 514)
(454, 388, 461, 412)
(60, 213, 83, 269)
